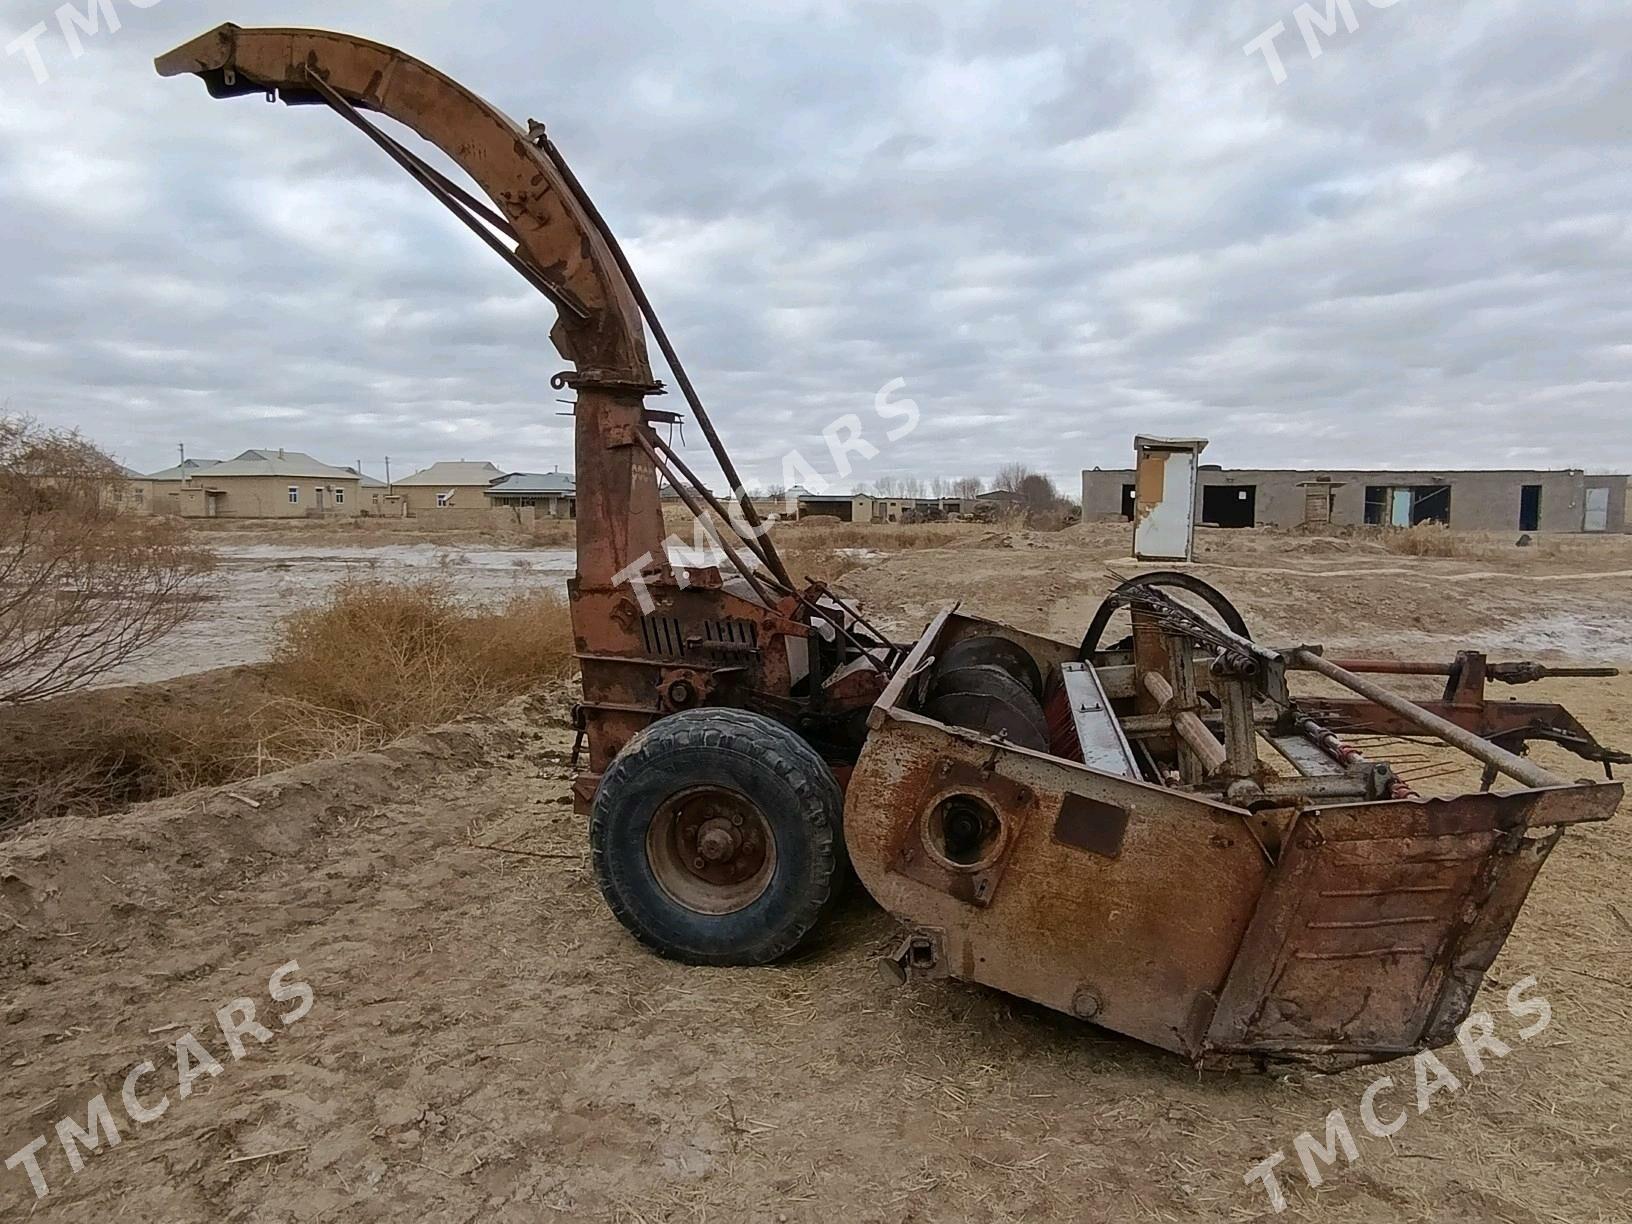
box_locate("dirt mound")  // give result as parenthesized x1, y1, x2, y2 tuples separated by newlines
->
(0, 712, 507, 956)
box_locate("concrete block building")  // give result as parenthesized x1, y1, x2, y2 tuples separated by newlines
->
(1083, 466, 1627, 534)
(152, 450, 361, 518)
(485, 471, 576, 518)
(393, 461, 506, 515)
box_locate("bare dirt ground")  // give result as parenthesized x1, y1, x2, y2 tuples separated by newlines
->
(3, 526, 1631, 1222)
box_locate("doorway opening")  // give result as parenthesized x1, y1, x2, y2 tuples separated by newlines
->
(1364, 485, 1452, 527)
(1519, 485, 1542, 532)
(1201, 485, 1256, 528)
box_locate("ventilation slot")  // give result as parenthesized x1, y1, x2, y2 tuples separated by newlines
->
(640, 615, 687, 659)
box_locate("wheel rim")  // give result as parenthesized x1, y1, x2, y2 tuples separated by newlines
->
(645, 786, 777, 915)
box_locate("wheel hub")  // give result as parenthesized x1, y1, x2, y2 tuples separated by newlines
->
(646, 787, 776, 915)
(696, 818, 741, 863)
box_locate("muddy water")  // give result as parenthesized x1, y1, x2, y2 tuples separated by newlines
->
(107, 542, 576, 687)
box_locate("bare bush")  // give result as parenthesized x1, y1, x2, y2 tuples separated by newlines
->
(0, 419, 213, 704)
(989, 464, 1079, 529)
(271, 578, 575, 737)
(0, 578, 576, 832)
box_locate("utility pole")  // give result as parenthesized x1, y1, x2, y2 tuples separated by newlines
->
(385, 456, 392, 491)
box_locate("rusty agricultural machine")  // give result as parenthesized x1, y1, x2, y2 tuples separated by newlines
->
(159, 25, 1627, 1069)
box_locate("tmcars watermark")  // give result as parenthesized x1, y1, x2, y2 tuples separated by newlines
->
(1245, 0, 1410, 86)
(1244, 976, 1552, 1213)
(5, 961, 315, 1201)
(613, 376, 920, 614)
(7, 0, 162, 85)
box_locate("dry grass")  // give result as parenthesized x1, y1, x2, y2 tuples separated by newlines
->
(271, 578, 573, 736)
(1360, 523, 1565, 561)
(761, 520, 987, 586)
(0, 578, 575, 832)
(774, 521, 981, 551)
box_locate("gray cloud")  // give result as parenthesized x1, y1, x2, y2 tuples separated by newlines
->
(0, 0, 1627, 490)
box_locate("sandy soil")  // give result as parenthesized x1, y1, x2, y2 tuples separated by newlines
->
(3, 527, 1631, 1222)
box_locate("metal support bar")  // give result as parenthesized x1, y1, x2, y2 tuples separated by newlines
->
(301, 69, 591, 321)
(532, 129, 795, 590)
(805, 580, 901, 667)
(1218, 677, 1261, 779)
(647, 432, 781, 576)
(636, 435, 884, 672)
(1321, 658, 1620, 683)
(1292, 650, 1567, 790)
(633, 432, 777, 606)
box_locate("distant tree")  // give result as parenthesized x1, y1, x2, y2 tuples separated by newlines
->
(951, 475, 983, 499)
(1017, 472, 1060, 513)
(993, 462, 1033, 493)
(0, 418, 214, 704)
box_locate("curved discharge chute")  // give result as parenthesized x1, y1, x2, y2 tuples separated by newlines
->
(156, 23, 652, 382)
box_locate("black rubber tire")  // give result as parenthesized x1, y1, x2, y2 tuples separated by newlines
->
(590, 709, 845, 966)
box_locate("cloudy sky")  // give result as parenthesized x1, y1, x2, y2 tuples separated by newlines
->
(1, 0, 1628, 492)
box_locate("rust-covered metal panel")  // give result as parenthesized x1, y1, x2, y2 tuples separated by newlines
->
(1203, 787, 1610, 1068)
(848, 695, 1270, 1060)
(849, 609, 1622, 1069)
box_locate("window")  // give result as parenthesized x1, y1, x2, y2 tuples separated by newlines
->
(333, 487, 345, 506)
(288, 486, 299, 504)
(436, 493, 450, 508)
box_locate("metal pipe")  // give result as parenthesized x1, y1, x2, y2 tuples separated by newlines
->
(634, 434, 778, 606)
(1321, 659, 1453, 677)
(1141, 671, 1228, 775)
(1314, 658, 1619, 683)
(1292, 650, 1566, 790)
(1295, 714, 1418, 800)
(301, 69, 590, 320)
(648, 432, 781, 576)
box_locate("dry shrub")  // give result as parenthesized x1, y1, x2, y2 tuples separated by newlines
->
(752, 520, 988, 588)
(1370, 523, 1469, 557)
(0, 416, 214, 703)
(270, 578, 574, 737)
(0, 579, 575, 832)
(772, 521, 973, 552)
(1356, 524, 1564, 562)
(0, 676, 271, 830)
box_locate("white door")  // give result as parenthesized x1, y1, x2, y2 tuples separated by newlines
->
(1133, 449, 1199, 561)
(1390, 488, 1413, 527)
(1584, 486, 1609, 533)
